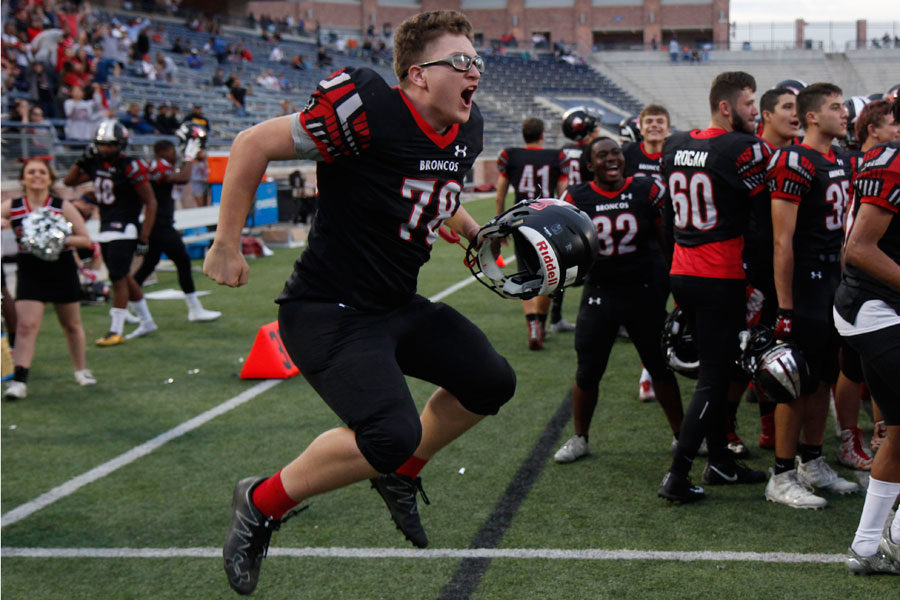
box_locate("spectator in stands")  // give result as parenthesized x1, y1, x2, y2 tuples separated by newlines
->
(256, 69, 279, 91)
(155, 102, 179, 134)
(279, 99, 297, 115)
(316, 43, 332, 68)
(64, 85, 100, 140)
(91, 45, 118, 85)
(268, 45, 284, 63)
(155, 52, 177, 81)
(669, 37, 679, 63)
(227, 76, 249, 116)
(27, 60, 58, 118)
(119, 101, 157, 134)
(211, 67, 226, 87)
(130, 21, 151, 62)
(171, 37, 186, 54)
(187, 48, 203, 70)
(291, 55, 308, 70)
(143, 102, 156, 126)
(137, 53, 155, 79)
(183, 104, 210, 131)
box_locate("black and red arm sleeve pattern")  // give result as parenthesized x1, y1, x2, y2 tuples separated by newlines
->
(766, 148, 813, 205)
(496, 149, 509, 175)
(124, 158, 149, 185)
(736, 140, 771, 197)
(296, 68, 372, 163)
(856, 144, 900, 214)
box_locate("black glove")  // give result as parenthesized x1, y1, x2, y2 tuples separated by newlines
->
(76, 143, 98, 171)
(135, 240, 150, 256)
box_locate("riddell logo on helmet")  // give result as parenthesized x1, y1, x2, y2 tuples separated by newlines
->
(535, 240, 559, 287)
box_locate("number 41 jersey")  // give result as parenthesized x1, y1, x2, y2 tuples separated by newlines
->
(280, 67, 483, 311)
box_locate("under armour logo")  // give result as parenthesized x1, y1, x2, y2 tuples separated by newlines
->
(621, 193, 632, 200)
(454, 144, 467, 158)
(587, 297, 602, 305)
(810, 271, 822, 279)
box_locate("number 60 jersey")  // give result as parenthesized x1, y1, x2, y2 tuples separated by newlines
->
(280, 67, 483, 311)
(662, 129, 770, 279)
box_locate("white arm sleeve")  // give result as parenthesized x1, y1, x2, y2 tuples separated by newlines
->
(290, 112, 323, 161)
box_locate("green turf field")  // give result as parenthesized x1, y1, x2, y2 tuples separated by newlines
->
(1, 195, 893, 599)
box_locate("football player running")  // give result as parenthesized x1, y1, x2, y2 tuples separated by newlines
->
(205, 11, 516, 595)
(63, 120, 158, 346)
(765, 83, 860, 509)
(657, 72, 770, 503)
(495, 117, 566, 349)
(553, 137, 684, 464)
(835, 99, 900, 575)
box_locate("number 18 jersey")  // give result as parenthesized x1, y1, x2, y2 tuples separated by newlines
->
(279, 67, 483, 311)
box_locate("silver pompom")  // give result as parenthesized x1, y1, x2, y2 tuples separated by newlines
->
(20, 207, 73, 261)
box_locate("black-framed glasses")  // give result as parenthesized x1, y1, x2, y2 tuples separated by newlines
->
(416, 52, 484, 76)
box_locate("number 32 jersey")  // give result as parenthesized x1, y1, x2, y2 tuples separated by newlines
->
(279, 67, 483, 311)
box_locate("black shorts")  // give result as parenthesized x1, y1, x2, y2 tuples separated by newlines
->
(15, 251, 81, 303)
(843, 324, 900, 426)
(839, 341, 865, 384)
(574, 276, 672, 390)
(101, 239, 137, 282)
(792, 261, 841, 386)
(278, 295, 516, 473)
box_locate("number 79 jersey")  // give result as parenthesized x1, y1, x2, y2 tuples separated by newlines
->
(280, 67, 483, 311)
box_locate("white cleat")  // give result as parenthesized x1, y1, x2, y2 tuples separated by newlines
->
(554, 435, 590, 464)
(765, 468, 827, 509)
(4, 380, 27, 400)
(798, 457, 860, 495)
(74, 369, 97, 386)
(125, 321, 158, 340)
(188, 307, 222, 322)
(549, 319, 576, 334)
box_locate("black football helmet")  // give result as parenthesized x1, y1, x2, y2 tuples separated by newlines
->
(562, 107, 599, 142)
(619, 115, 642, 143)
(738, 326, 813, 403)
(662, 307, 699, 379)
(175, 121, 209, 149)
(843, 96, 871, 146)
(92, 119, 129, 156)
(774, 79, 808, 95)
(467, 198, 598, 300)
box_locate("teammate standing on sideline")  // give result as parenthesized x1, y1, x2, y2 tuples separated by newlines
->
(621, 103, 671, 402)
(834, 110, 900, 574)
(553, 137, 683, 463)
(205, 11, 516, 595)
(765, 83, 860, 509)
(553, 107, 602, 333)
(2, 159, 96, 399)
(63, 120, 158, 346)
(133, 139, 221, 323)
(657, 71, 769, 503)
(745, 87, 801, 450)
(495, 117, 566, 349)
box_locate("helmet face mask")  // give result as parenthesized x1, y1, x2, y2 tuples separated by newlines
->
(619, 115, 642, 143)
(738, 325, 812, 403)
(562, 107, 599, 142)
(468, 199, 598, 300)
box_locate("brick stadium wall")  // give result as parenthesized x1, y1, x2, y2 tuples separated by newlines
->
(244, 1, 728, 54)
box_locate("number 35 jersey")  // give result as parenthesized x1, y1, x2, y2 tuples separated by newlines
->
(280, 67, 483, 311)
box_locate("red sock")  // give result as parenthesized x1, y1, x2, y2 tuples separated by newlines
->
(395, 456, 428, 480)
(251, 470, 298, 519)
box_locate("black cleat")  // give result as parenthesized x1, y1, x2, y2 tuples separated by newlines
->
(701, 459, 767, 485)
(223, 477, 306, 595)
(658, 471, 705, 503)
(371, 472, 430, 548)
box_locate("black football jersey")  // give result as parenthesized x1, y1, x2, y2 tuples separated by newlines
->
(8, 195, 70, 255)
(622, 141, 663, 179)
(279, 67, 483, 311)
(766, 143, 853, 260)
(841, 141, 900, 310)
(78, 154, 149, 233)
(562, 176, 666, 284)
(560, 141, 591, 189)
(497, 147, 563, 202)
(146, 157, 176, 228)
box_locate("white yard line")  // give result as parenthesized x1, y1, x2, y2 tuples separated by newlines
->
(1, 270, 493, 528)
(0, 546, 844, 564)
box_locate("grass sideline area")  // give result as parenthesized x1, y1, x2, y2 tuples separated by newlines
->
(1, 194, 893, 599)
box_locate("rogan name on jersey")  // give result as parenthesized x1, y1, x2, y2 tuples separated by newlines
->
(673, 150, 709, 168)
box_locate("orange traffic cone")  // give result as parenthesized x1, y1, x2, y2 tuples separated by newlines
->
(240, 321, 300, 379)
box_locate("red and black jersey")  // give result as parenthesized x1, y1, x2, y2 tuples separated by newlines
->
(8, 195, 70, 254)
(622, 141, 663, 179)
(562, 176, 666, 284)
(662, 128, 770, 279)
(497, 147, 564, 202)
(560, 140, 592, 189)
(77, 153, 149, 233)
(146, 157, 176, 228)
(842, 141, 900, 309)
(766, 143, 853, 260)
(280, 67, 483, 311)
